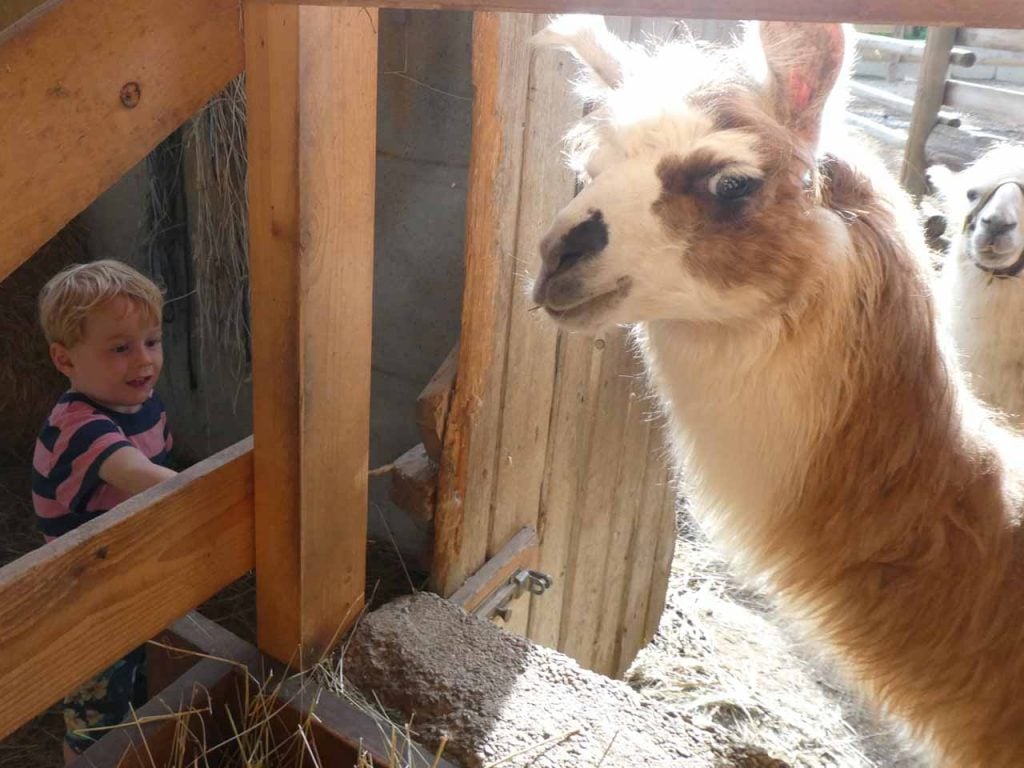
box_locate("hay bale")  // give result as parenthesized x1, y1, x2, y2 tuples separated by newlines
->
(0, 220, 88, 464)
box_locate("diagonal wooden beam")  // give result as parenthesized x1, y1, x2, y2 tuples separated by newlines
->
(0, 0, 243, 282)
(245, 2, 377, 666)
(0, 438, 254, 740)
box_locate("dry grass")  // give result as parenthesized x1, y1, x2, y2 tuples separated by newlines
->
(185, 75, 251, 386)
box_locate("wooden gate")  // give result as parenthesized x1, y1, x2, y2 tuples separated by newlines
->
(428, 13, 683, 677)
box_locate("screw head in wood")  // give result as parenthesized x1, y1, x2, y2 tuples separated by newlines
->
(120, 81, 141, 108)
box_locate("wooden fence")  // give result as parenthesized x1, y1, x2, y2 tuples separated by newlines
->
(851, 27, 1024, 196)
(3, 0, 1024, 764)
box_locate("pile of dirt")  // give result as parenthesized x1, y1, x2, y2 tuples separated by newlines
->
(344, 517, 925, 768)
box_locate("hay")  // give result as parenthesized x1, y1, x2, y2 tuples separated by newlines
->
(184, 75, 251, 384)
(0, 220, 89, 465)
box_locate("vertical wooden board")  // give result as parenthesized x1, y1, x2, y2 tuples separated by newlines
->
(644, 468, 678, 642)
(557, 330, 636, 669)
(432, 12, 535, 597)
(591, 352, 656, 673)
(614, 428, 675, 676)
(525, 331, 601, 647)
(245, 3, 376, 664)
(488, 17, 582, 637)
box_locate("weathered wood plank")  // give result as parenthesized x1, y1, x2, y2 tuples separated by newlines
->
(0, 0, 243, 281)
(593, 355, 654, 673)
(945, 78, 1024, 121)
(449, 527, 539, 612)
(558, 331, 635, 669)
(390, 443, 438, 523)
(432, 12, 534, 597)
(417, 344, 459, 462)
(526, 332, 599, 648)
(958, 27, 1024, 52)
(901, 26, 957, 197)
(644, 476, 678, 643)
(487, 13, 580, 637)
(252, 0, 1024, 29)
(0, 438, 254, 740)
(245, 3, 377, 665)
(616, 432, 674, 677)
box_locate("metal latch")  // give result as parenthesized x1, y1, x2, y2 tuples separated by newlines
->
(473, 569, 553, 623)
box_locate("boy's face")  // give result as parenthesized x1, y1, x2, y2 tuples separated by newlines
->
(50, 297, 164, 413)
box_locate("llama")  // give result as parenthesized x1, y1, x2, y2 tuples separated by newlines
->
(532, 19, 1024, 767)
(929, 145, 1024, 429)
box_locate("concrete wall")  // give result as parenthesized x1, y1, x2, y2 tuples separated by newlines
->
(74, 10, 473, 561)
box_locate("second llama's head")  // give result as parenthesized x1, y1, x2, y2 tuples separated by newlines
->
(929, 145, 1024, 277)
(531, 19, 855, 331)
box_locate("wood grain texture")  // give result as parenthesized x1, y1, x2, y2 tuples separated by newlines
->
(901, 27, 956, 197)
(417, 344, 459, 462)
(449, 526, 539, 612)
(245, 3, 376, 665)
(252, 0, 1024, 29)
(0, 0, 243, 280)
(487, 13, 579, 637)
(0, 438, 254, 740)
(432, 12, 534, 597)
(945, 78, 1024, 121)
(958, 27, 1024, 52)
(557, 332, 635, 669)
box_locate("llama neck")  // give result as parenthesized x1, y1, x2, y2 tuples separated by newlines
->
(640, 251, 966, 576)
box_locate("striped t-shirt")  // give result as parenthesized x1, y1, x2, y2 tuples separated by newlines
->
(32, 392, 172, 540)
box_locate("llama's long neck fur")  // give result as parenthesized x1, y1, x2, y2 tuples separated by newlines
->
(641, 157, 1024, 765)
(943, 253, 1024, 428)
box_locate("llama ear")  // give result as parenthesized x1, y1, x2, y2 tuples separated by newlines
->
(757, 22, 848, 148)
(531, 14, 629, 90)
(926, 164, 958, 210)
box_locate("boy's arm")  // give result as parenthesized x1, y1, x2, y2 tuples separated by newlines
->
(98, 445, 177, 496)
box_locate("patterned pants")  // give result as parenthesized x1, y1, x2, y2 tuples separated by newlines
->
(62, 646, 148, 754)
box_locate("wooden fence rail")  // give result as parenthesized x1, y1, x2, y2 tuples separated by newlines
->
(0, 0, 243, 281)
(0, 438, 254, 740)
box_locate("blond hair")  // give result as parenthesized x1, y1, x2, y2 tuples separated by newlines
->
(39, 260, 163, 346)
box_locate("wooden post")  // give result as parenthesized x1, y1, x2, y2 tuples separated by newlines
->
(244, 2, 377, 665)
(901, 26, 957, 198)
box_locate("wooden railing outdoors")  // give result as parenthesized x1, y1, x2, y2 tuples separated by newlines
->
(3, 0, 1024, 755)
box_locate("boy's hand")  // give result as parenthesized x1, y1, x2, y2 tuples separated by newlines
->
(98, 446, 177, 496)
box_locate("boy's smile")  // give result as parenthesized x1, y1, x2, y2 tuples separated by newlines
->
(50, 297, 164, 413)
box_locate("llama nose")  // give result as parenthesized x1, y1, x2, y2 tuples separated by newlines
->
(541, 210, 609, 274)
(981, 215, 1016, 238)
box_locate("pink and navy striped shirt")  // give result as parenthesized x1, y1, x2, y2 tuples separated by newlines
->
(32, 392, 172, 540)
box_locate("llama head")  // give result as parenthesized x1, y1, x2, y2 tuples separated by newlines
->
(532, 19, 852, 331)
(928, 145, 1024, 276)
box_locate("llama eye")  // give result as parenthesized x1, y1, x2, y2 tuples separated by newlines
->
(967, 189, 980, 202)
(713, 174, 760, 201)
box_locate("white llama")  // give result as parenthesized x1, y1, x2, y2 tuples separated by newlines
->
(929, 145, 1024, 429)
(532, 18, 1024, 767)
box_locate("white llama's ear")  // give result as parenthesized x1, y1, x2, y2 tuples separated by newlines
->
(926, 164, 958, 210)
(531, 14, 628, 90)
(756, 22, 849, 148)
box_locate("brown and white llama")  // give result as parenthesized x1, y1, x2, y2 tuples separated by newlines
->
(929, 145, 1024, 430)
(531, 18, 1024, 767)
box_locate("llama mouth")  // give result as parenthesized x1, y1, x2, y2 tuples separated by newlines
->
(544, 278, 632, 323)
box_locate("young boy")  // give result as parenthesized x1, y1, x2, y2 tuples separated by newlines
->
(32, 259, 177, 762)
